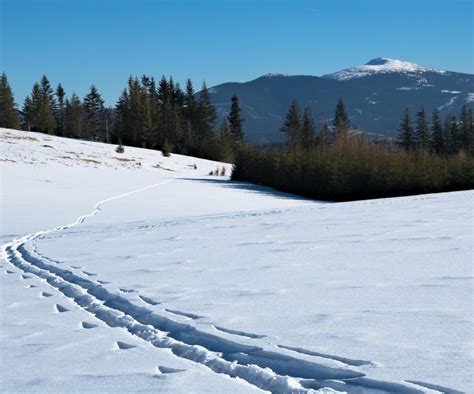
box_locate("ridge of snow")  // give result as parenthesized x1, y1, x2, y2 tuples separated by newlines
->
(324, 57, 447, 81)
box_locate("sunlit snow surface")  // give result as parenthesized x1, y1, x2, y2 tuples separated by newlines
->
(1, 128, 473, 393)
(324, 57, 447, 81)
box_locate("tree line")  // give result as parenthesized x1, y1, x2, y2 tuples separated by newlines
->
(231, 98, 473, 201)
(1, 71, 473, 201)
(0, 72, 244, 162)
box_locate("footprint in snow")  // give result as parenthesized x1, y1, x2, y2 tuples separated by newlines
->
(41, 292, 53, 298)
(55, 304, 69, 313)
(97, 280, 110, 285)
(71, 266, 82, 269)
(165, 309, 203, 320)
(139, 295, 160, 305)
(6, 270, 15, 274)
(21, 274, 32, 280)
(115, 341, 137, 350)
(157, 366, 186, 374)
(119, 288, 136, 293)
(82, 271, 97, 277)
(81, 322, 98, 329)
(28, 284, 38, 288)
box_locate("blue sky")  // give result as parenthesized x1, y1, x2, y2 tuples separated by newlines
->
(1, 0, 473, 105)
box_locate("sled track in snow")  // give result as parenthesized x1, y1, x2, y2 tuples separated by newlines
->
(2, 176, 448, 393)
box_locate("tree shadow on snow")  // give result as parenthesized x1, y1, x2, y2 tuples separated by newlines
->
(178, 177, 321, 203)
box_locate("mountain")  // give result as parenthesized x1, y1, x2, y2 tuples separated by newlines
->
(208, 58, 474, 144)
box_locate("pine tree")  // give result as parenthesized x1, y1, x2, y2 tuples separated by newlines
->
(414, 106, 430, 149)
(318, 121, 330, 149)
(37, 77, 57, 133)
(430, 109, 444, 154)
(218, 119, 233, 162)
(460, 105, 473, 153)
(281, 99, 301, 150)
(22, 83, 41, 131)
(0, 73, 20, 129)
(115, 88, 130, 144)
(444, 114, 460, 154)
(55, 83, 66, 135)
(301, 107, 315, 149)
(65, 93, 85, 138)
(83, 85, 105, 140)
(197, 81, 217, 137)
(228, 94, 244, 142)
(333, 97, 349, 141)
(183, 78, 197, 146)
(398, 108, 414, 150)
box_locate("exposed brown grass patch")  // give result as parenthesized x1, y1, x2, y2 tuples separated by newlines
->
(3, 133, 38, 142)
(113, 157, 135, 162)
(81, 158, 102, 165)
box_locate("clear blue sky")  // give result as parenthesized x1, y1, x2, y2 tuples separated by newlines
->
(1, 0, 472, 106)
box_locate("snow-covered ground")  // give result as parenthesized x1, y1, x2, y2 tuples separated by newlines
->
(1, 128, 473, 393)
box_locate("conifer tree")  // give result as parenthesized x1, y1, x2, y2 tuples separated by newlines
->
(460, 105, 473, 153)
(55, 84, 66, 135)
(183, 79, 197, 146)
(430, 109, 444, 154)
(197, 82, 217, 137)
(0, 73, 20, 129)
(318, 121, 330, 149)
(115, 88, 130, 144)
(22, 83, 42, 131)
(443, 114, 461, 154)
(281, 99, 301, 150)
(415, 106, 430, 149)
(83, 85, 105, 140)
(218, 119, 233, 162)
(398, 108, 414, 151)
(65, 93, 85, 138)
(333, 97, 349, 141)
(35, 77, 57, 133)
(228, 94, 244, 142)
(301, 107, 315, 149)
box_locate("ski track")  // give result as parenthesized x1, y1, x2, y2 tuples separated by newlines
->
(1, 174, 451, 393)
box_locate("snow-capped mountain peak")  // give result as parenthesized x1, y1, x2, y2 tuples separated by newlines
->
(324, 57, 446, 81)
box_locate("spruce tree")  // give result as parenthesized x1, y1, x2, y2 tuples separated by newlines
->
(228, 94, 244, 142)
(0, 73, 20, 129)
(23, 83, 42, 131)
(301, 107, 315, 149)
(443, 114, 462, 154)
(333, 97, 349, 141)
(415, 106, 430, 149)
(183, 79, 197, 146)
(115, 89, 130, 144)
(430, 109, 444, 154)
(66, 93, 84, 138)
(398, 108, 414, 150)
(39, 76, 57, 133)
(460, 105, 473, 153)
(83, 85, 105, 140)
(281, 99, 301, 150)
(318, 121, 330, 149)
(55, 83, 66, 135)
(218, 119, 233, 162)
(197, 82, 217, 136)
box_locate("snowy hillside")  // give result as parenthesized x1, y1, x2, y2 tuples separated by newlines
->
(323, 57, 446, 81)
(1, 128, 473, 393)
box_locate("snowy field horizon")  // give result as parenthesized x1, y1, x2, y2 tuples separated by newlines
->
(1, 127, 473, 393)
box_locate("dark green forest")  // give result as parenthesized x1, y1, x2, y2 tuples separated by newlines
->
(1, 72, 473, 201)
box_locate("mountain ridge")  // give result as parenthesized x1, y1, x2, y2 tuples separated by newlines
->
(208, 58, 473, 143)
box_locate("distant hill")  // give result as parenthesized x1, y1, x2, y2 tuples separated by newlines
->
(208, 58, 474, 144)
